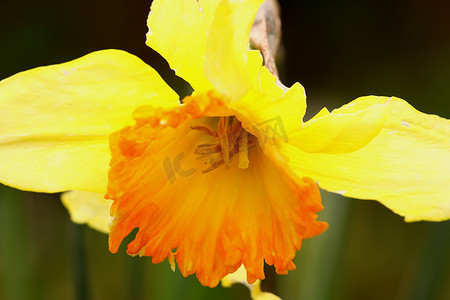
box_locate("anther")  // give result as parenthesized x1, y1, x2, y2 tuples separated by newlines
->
(191, 116, 254, 173)
(194, 144, 222, 155)
(202, 159, 225, 173)
(190, 124, 218, 137)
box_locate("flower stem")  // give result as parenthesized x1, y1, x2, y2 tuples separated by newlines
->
(397, 221, 450, 300)
(69, 222, 89, 300)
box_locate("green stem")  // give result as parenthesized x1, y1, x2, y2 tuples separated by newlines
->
(127, 258, 145, 300)
(297, 193, 352, 300)
(70, 222, 89, 300)
(397, 221, 450, 300)
(0, 187, 37, 300)
(277, 192, 353, 300)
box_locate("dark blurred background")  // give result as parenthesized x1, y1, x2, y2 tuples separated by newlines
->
(0, 0, 449, 299)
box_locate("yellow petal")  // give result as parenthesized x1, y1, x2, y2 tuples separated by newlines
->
(222, 266, 281, 300)
(233, 81, 306, 144)
(307, 107, 331, 122)
(0, 139, 110, 193)
(0, 49, 179, 193)
(289, 98, 391, 153)
(204, 0, 264, 98)
(61, 190, 111, 233)
(247, 50, 265, 90)
(221, 265, 249, 288)
(146, 0, 214, 92)
(280, 96, 450, 222)
(198, 0, 222, 28)
(230, 52, 307, 145)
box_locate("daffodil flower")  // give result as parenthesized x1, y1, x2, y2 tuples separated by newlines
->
(0, 0, 449, 290)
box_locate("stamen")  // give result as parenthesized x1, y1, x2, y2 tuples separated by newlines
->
(191, 116, 255, 173)
(202, 156, 225, 173)
(217, 117, 231, 168)
(228, 121, 243, 151)
(190, 124, 218, 137)
(238, 130, 249, 169)
(197, 143, 218, 147)
(194, 144, 222, 155)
